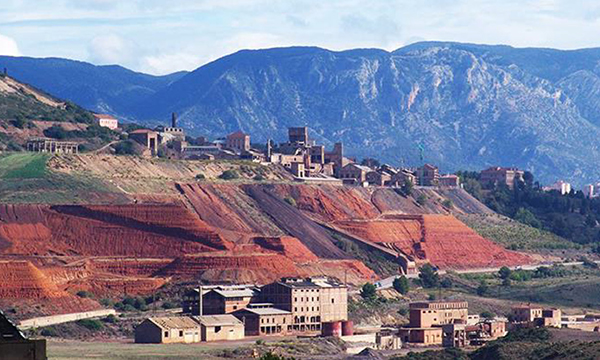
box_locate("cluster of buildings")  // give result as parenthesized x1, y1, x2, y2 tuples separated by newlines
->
(135, 276, 349, 344)
(510, 304, 561, 328)
(398, 301, 506, 348)
(542, 180, 600, 198)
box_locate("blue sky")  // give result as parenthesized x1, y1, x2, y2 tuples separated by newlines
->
(1, 0, 599, 75)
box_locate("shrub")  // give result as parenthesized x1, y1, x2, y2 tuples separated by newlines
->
(113, 140, 136, 155)
(254, 174, 265, 181)
(476, 280, 489, 296)
(260, 352, 295, 360)
(419, 264, 440, 288)
(398, 307, 409, 316)
(393, 276, 410, 294)
(219, 169, 239, 180)
(161, 301, 178, 309)
(440, 277, 453, 288)
(40, 327, 58, 337)
(417, 194, 427, 206)
(77, 319, 104, 331)
(498, 266, 512, 280)
(99, 298, 112, 307)
(76, 290, 93, 298)
(43, 125, 69, 139)
(480, 311, 495, 319)
(195, 173, 206, 180)
(104, 314, 118, 324)
(428, 293, 437, 301)
(283, 196, 297, 207)
(360, 283, 377, 300)
(442, 199, 454, 209)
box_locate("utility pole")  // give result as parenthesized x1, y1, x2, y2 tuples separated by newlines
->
(198, 284, 203, 317)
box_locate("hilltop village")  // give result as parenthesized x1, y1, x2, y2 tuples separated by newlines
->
(26, 112, 529, 192)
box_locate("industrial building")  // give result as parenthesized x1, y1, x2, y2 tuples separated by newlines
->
(93, 114, 119, 130)
(232, 304, 293, 336)
(134, 315, 244, 343)
(480, 166, 524, 190)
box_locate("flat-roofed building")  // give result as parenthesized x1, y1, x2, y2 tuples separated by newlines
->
(409, 301, 469, 328)
(480, 167, 524, 190)
(260, 277, 347, 332)
(233, 305, 293, 336)
(193, 315, 245, 342)
(226, 131, 250, 153)
(93, 114, 118, 130)
(135, 317, 201, 344)
(511, 305, 543, 323)
(399, 327, 443, 345)
(129, 129, 158, 156)
(439, 174, 460, 187)
(416, 164, 439, 186)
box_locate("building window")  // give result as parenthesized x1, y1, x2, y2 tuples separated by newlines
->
(179, 331, 183, 337)
(215, 326, 222, 333)
(164, 331, 168, 337)
(331, 299, 335, 304)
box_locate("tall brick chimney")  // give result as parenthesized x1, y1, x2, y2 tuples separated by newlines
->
(171, 112, 177, 128)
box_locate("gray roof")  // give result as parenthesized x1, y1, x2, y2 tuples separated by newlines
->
(240, 308, 292, 316)
(212, 289, 257, 298)
(147, 316, 200, 330)
(193, 314, 243, 327)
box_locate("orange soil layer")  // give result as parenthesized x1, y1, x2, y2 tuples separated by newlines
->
(335, 215, 531, 270)
(251, 236, 319, 263)
(0, 204, 231, 257)
(87, 258, 173, 277)
(65, 275, 166, 297)
(419, 215, 531, 269)
(0, 260, 99, 315)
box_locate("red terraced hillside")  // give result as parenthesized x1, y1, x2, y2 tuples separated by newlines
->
(0, 204, 231, 257)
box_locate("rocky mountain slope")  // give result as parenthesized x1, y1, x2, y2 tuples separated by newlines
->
(4, 43, 600, 184)
(0, 56, 186, 119)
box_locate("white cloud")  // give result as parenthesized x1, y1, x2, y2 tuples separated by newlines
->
(141, 52, 202, 75)
(0, 34, 20, 56)
(88, 33, 135, 65)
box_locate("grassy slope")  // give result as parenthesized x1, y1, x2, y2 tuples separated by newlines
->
(0, 153, 127, 204)
(459, 214, 578, 251)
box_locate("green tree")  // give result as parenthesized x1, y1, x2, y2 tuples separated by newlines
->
(393, 276, 410, 294)
(417, 194, 427, 206)
(514, 207, 541, 228)
(440, 277, 453, 288)
(219, 170, 239, 180)
(419, 264, 440, 288)
(498, 266, 512, 280)
(401, 180, 413, 196)
(360, 283, 377, 300)
(476, 280, 489, 296)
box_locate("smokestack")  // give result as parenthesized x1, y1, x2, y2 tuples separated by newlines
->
(171, 112, 177, 128)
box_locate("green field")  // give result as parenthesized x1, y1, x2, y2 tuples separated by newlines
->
(459, 214, 578, 251)
(0, 153, 128, 204)
(0, 153, 49, 179)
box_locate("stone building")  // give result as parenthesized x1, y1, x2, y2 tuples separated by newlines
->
(480, 167, 524, 190)
(233, 305, 293, 336)
(135, 315, 244, 343)
(226, 131, 251, 153)
(416, 164, 439, 186)
(182, 285, 259, 316)
(129, 129, 158, 156)
(511, 305, 561, 328)
(439, 174, 460, 187)
(511, 305, 543, 323)
(259, 277, 348, 333)
(339, 163, 371, 184)
(288, 127, 309, 144)
(193, 315, 245, 342)
(135, 317, 201, 344)
(366, 170, 392, 187)
(390, 169, 416, 187)
(400, 301, 470, 346)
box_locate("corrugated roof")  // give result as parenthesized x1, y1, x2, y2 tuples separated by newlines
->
(240, 308, 291, 316)
(213, 289, 257, 298)
(193, 315, 242, 327)
(147, 317, 200, 330)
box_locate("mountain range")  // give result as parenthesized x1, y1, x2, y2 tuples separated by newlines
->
(3, 42, 600, 185)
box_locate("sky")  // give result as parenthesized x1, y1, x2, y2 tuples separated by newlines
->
(1, 0, 600, 75)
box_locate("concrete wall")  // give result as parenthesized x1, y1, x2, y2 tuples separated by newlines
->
(19, 309, 116, 329)
(201, 324, 244, 342)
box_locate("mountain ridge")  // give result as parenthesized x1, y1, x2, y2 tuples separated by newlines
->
(3, 42, 600, 185)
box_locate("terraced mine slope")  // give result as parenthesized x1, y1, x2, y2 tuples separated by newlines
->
(0, 153, 538, 318)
